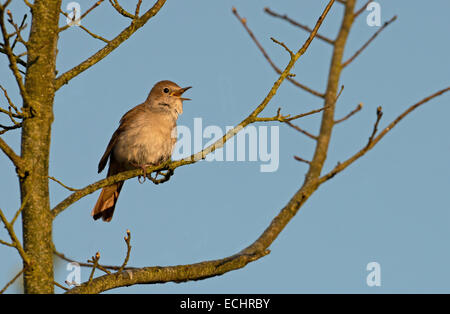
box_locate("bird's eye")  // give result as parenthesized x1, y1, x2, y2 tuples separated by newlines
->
(163, 88, 170, 93)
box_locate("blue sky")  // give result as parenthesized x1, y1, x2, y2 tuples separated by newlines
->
(1, 0, 449, 293)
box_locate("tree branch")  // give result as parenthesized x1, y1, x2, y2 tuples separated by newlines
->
(0, 207, 31, 266)
(285, 120, 318, 140)
(54, 0, 167, 90)
(0, 137, 25, 170)
(319, 87, 450, 184)
(354, 0, 372, 18)
(59, 9, 110, 43)
(264, 7, 335, 45)
(0, 268, 23, 294)
(0, 3, 30, 105)
(232, 7, 325, 98)
(342, 15, 397, 68)
(334, 103, 363, 124)
(59, 0, 106, 32)
(48, 176, 80, 192)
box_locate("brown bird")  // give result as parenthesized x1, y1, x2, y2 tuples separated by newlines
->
(92, 80, 191, 222)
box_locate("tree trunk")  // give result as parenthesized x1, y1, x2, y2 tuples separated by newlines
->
(20, 0, 61, 294)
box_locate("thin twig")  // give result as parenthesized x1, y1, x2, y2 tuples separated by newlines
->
(0, 268, 23, 294)
(342, 15, 397, 68)
(108, 0, 135, 19)
(0, 207, 31, 266)
(232, 7, 325, 98)
(0, 122, 22, 134)
(0, 4, 30, 105)
(335, 103, 363, 124)
(294, 155, 311, 164)
(0, 238, 14, 247)
(118, 230, 132, 273)
(55, 0, 167, 90)
(59, 9, 110, 43)
(285, 120, 318, 140)
(135, 0, 143, 17)
(54, 281, 69, 291)
(87, 252, 101, 284)
(270, 37, 294, 57)
(354, 0, 372, 18)
(368, 106, 383, 144)
(0, 137, 25, 170)
(54, 249, 130, 273)
(48, 176, 81, 192)
(11, 194, 29, 226)
(253, 106, 327, 123)
(264, 7, 335, 45)
(81, 0, 105, 21)
(319, 87, 450, 184)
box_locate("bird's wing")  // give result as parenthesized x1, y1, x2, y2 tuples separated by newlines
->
(97, 104, 148, 173)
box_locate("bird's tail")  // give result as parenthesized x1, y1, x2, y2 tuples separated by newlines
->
(91, 181, 124, 222)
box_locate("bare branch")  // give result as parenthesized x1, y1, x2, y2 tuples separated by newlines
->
(0, 5, 30, 105)
(0, 238, 14, 247)
(23, 0, 33, 9)
(66, 249, 271, 294)
(48, 176, 80, 192)
(253, 106, 327, 123)
(11, 195, 29, 226)
(334, 103, 363, 124)
(285, 120, 318, 140)
(0, 47, 27, 67)
(54, 249, 130, 273)
(53, 281, 69, 292)
(87, 252, 101, 284)
(7, 12, 28, 50)
(118, 230, 132, 273)
(294, 155, 311, 164)
(264, 7, 335, 45)
(0, 268, 23, 294)
(108, 0, 135, 19)
(0, 122, 22, 134)
(59, 9, 110, 43)
(59, 1, 105, 32)
(0, 207, 31, 266)
(368, 106, 383, 143)
(270, 37, 294, 57)
(319, 87, 450, 184)
(135, 0, 143, 17)
(81, 0, 105, 21)
(304, 0, 356, 182)
(55, 0, 167, 90)
(354, 0, 372, 18)
(232, 7, 325, 98)
(342, 16, 397, 68)
(0, 137, 25, 170)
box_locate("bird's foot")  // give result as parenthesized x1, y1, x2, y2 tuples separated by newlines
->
(135, 163, 153, 184)
(148, 169, 174, 185)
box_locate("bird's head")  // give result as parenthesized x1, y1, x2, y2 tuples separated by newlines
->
(147, 80, 191, 116)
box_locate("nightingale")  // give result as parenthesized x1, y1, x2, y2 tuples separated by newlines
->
(92, 80, 191, 222)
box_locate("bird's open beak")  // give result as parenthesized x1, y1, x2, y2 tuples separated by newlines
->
(172, 86, 192, 101)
